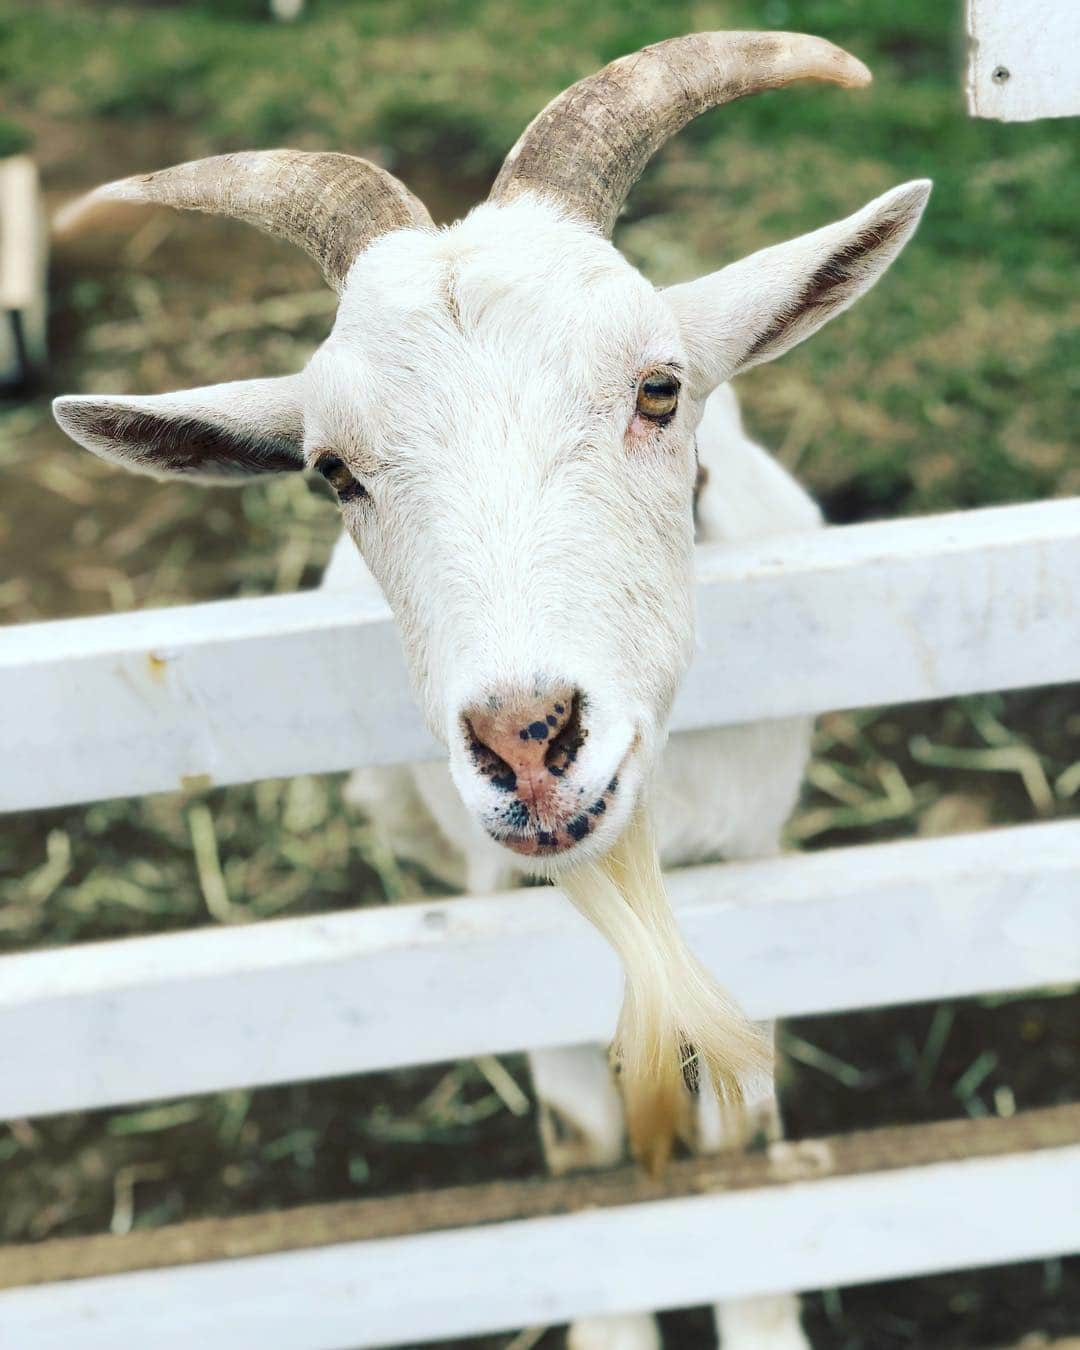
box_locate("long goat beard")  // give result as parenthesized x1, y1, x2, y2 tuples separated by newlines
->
(560, 805, 771, 1174)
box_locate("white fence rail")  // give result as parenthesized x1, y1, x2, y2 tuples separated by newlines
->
(2, 819, 1078, 1120)
(3, 1110, 1076, 1350)
(2, 500, 1079, 1346)
(3, 498, 1079, 812)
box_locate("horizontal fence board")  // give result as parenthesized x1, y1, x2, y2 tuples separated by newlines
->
(4, 1108, 1074, 1284)
(3, 820, 1077, 1119)
(967, 0, 1080, 121)
(2, 498, 1079, 812)
(1, 1108, 1076, 1348)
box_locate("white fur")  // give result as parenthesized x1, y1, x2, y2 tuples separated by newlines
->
(309, 198, 698, 863)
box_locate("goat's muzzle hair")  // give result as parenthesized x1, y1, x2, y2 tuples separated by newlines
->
(561, 808, 771, 1174)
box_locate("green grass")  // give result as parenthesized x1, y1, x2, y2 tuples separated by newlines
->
(0, 116, 31, 156)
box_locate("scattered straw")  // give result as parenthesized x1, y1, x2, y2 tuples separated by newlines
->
(110, 1162, 167, 1235)
(909, 736, 1055, 815)
(107, 1102, 202, 1136)
(1055, 760, 1080, 799)
(780, 1031, 876, 1091)
(504, 1326, 548, 1350)
(915, 1005, 955, 1092)
(188, 801, 249, 925)
(474, 1056, 531, 1117)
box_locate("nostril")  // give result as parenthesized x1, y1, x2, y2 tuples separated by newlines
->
(463, 717, 517, 793)
(544, 693, 586, 777)
(462, 685, 583, 794)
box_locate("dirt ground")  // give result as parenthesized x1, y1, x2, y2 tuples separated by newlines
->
(1, 2, 1078, 1347)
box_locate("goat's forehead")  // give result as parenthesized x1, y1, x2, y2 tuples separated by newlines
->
(335, 199, 667, 346)
(307, 200, 684, 447)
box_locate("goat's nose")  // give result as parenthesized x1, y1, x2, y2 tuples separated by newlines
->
(463, 685, 582, 804)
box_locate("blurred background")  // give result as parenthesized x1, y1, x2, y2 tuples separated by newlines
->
(0, 1, 1077, 1346)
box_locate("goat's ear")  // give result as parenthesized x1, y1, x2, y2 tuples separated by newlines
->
(664, 180, 931, 395)
(52, 375, 305, 483)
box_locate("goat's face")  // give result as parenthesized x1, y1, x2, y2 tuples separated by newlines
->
(51, 31, 930, 868)
(307, 199, 696, 860)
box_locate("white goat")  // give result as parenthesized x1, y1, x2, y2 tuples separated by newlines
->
(324, 381, 821, 1350)
(52, 29, 929, 1350)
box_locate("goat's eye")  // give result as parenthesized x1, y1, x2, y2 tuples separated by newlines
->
(315, 454, 367, 504)
(636, 373, 680, 422)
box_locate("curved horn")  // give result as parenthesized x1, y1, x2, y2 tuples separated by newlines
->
(54, 150, 432, 292)
(490, 31, 871, 236)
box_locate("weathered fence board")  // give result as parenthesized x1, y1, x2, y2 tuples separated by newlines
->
(3, 497, 1079, 812)
(967, 0, 1080, 121)
(1, 1108, 1076, 1348)
(0, 154, 48, 387)
(3, 819, 1077, 1120)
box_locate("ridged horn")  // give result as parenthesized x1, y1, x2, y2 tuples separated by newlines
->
(53, 150, 433, 292)
(489, 31, 871, 236)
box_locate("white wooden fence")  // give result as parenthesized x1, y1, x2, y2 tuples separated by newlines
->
(1, 496, 1079, 1347)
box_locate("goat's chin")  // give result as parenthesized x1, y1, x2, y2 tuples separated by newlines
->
(511, 790, 637, 877)
(478, 743, 647, 877)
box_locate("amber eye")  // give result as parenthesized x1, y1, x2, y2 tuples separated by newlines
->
(636, 372, 680, 422)
(315, 454, 367, 504)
